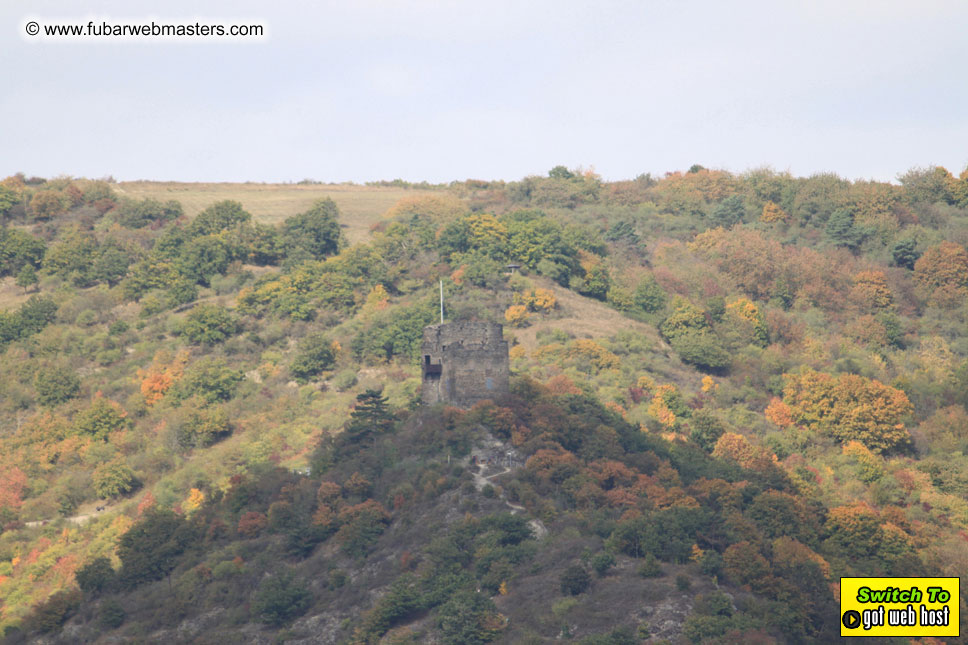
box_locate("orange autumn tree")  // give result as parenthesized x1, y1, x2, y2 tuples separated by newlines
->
(138, 350, 189, 405)
(781, 369, 912, 453)
(914, 241, 968, 290)
(0, 466, 28, 511)
(914, 241, 968, 306)
(712, 433, 778, 474)
(760, 201, 788, 223)
(849, 270, 893, 310)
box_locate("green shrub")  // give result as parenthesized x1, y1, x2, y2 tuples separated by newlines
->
(34, 366, 81, 407)
(173, 358, 244, 404)
(590, 551, 615, 577)
(633, 275, 666, 313)
(115, 197, 182, 229)
(331, 369, 358, 391)
(176, 304, 239, 345)
(560, 564, 591, 595)
(693, 591, 733, 617)
(636, 554, 662, 578)
(177, 406, 231, 448)
(92, 459, 138, 498)
(436, 590, 502, 645)
(291, 334, 336, 381)
(98, 599, 126, 629)
(252, 571, 311, 626)
(75, 397, 128, 440)
(166, 278, 198, 307)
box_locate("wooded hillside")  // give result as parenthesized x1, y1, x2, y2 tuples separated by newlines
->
(0, 166, 967, 643)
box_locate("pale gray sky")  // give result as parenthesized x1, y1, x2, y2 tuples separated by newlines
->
(3, 0, 967, 183)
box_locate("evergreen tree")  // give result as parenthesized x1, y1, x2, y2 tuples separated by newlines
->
(711, 195, 746, 228)
(344, 389, 394, 444)
(891, 239, 920, 269)
(825, 208, 862, 249)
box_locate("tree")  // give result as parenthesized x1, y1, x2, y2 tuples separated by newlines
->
(344, 389, 394, 444)
(188, 200, 251, 236)
(75, 396, 128, 440)
(913, 241, 968, 293)
(0, 295, 57, 346)
(35, 366, 81, 407)
(177, 406, 231, 448)
(92, 459, 138, 498)
(673, 333, 730, 373)
(0, 227, 46, 276)
(290, 334, 336, 381)
(605, 220, 639, 245)
(336, 500, 391, 557)
(43, 228, 97, 286)
(92, 241, 132, 286)
(824, 208, 862, 249)
(16, 264, 37, 293)
(689, 410, 725, 452)
(75, 557, 116, 595)
(176, 304, 240, 345)
(590, 551, 615, 576)
(722, 541, 771, 586)
(661, 302, 730, 371)
(711, 195, 746, 228)
(560, 564, 591, 595)
(115, 197, 182, 228)
(850, 271, 892, 310)
(166, 277, 198, 308)
(117, 507, 192, 588)
(891, 239, 920, 270)
(179, 235, 230, 286)
(549, 165, 575, 180)
(0, 184, 18, 220)
(282, 198, 343, 261)
(173, 357, 243, 404)
(578, 262, 611, 301)
(436, 590, 503, 645)
(898, 165, 955, 204)
(253, 571, 311, 625)
(760, 201, 788, 223)
(29, 190, 67, 220)
(633, 275, 666, 313)
(781, 369, 913, 452)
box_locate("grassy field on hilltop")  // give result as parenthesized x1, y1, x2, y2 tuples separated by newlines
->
(116, 181, 439, 244)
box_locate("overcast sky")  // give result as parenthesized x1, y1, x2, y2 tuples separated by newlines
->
(3, 0, 967, 183)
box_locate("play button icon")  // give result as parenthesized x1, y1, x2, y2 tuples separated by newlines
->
(842, 610, 861, 630)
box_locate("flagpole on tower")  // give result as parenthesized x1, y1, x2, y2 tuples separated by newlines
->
(440, 279, 444, 324)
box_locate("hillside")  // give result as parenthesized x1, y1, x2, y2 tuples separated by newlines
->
(115, 181, 441, 245)
(0, 167, 967, 643)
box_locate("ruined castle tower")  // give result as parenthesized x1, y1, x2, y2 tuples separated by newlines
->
(420, 321, 510, 407)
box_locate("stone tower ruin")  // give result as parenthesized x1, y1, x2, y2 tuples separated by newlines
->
(421, 321, 510, 407)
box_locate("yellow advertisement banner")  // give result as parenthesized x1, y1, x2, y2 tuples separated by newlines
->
(840, 577, 960, 637)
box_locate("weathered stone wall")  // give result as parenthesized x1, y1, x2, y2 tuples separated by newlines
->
(421, 321, 509, 407)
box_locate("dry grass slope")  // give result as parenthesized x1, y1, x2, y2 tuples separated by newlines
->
(116, 182, 439, 244)
(512, 276, 659, 351)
